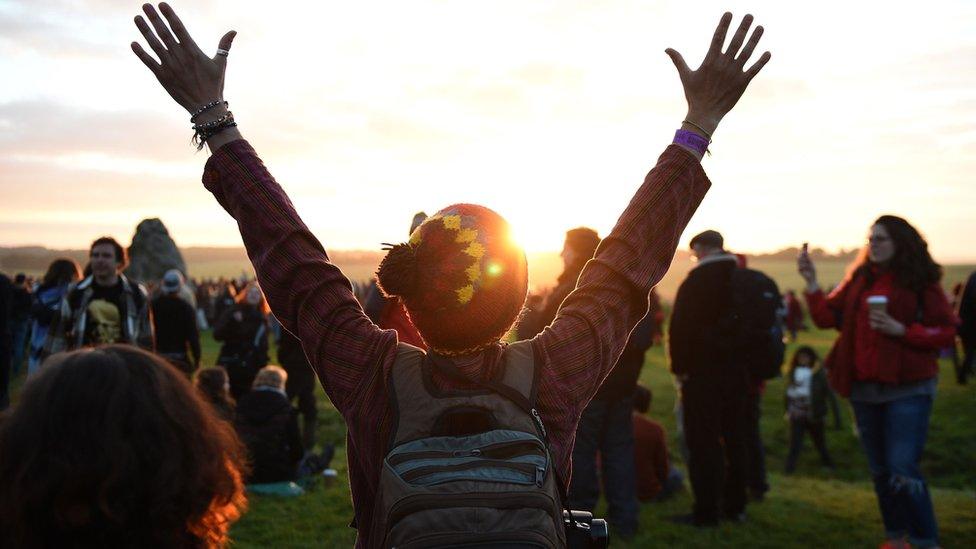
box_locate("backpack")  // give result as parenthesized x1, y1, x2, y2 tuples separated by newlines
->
(371, 341, 567, 548)
(721, 268, 786, 380)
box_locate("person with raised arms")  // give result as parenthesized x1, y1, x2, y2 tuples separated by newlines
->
(131, 4, 770, 547)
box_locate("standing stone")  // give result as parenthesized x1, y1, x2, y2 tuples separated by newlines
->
(125, 218, 187, 283)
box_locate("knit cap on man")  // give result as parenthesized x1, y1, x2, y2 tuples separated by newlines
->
(376, 204, 527, 355)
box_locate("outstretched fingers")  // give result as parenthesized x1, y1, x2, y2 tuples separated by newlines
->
(736, 26, 764, 65)
(706, 12, 733, 60)
(131, 41, 161, 74)
(724, 14, 754, 58)
(134, 15, 168, 61)
(159, 2, 198, 51)
(142, 3, 178, 50)
(745, 51, 772, 80)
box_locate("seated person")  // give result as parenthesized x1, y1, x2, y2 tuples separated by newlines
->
(235, 365, 304, 484)
(0, 345, 246, 547)
(195, 366, 237, 422)
(632, 385, 682, 501)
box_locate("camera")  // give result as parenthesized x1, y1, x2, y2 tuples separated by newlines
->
(563, 510, 609, 549)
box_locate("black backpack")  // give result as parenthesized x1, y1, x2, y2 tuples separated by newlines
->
(720, 268, 786, 380)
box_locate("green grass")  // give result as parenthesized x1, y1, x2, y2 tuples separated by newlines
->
(213, 327, 975, 548)
(9, 328, 974, 548)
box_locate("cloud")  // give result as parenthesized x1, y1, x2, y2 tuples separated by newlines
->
(0, 100, 189, 162)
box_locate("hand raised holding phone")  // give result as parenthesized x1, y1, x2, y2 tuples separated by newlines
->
(797, 242, 819, 292)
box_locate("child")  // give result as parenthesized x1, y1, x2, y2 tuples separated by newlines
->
(784, 346, 838, 473)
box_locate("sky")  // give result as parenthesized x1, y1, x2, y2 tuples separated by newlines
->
(1, 0, 974, 262)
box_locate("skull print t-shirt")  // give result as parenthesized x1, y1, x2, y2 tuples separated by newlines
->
(84, 279, 125, 346)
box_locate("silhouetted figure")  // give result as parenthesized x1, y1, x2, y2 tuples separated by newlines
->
(668, 230, 749, 526)
(235, 366, 304, 484)
(278, 327, 318, 450)
(151, 269, 201, 376)
(27, 259, 82, 375)
(214, 282, 270, 400)
(956, 271, 976, 385)
(195, 366, 237, 422)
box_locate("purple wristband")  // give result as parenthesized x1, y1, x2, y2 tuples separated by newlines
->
(673, 129, 710, 156)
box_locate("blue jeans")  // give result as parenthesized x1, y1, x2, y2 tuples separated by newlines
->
(567, 397, 638, 537)
(851, 395, 939, 547)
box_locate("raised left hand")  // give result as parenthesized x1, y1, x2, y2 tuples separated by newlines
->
(869, 310, 906, 337)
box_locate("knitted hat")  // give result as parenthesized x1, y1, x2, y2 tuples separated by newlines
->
(376, 204, 528, 355)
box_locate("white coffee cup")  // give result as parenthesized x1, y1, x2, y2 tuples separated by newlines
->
(867, 295, 888, 314)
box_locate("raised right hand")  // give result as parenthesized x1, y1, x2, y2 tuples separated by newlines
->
(666, 13, 771, 136)
(798, 243, 819, 289)
(130, 3, 236, 115)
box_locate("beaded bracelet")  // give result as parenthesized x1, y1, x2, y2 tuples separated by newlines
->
(192, 114, 236, 150)
(193, 111, 234, 131)
(190, 100, 228, 122)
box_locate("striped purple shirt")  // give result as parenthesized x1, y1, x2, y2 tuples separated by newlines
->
(203, 140, 710, 547)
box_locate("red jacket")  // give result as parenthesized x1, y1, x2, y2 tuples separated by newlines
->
(805, 272, 956, 397)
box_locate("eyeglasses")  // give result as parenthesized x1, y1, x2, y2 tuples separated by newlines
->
(868, 235, 891, 244)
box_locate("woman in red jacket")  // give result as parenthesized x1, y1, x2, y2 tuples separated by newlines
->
(798, 215, 955, 549)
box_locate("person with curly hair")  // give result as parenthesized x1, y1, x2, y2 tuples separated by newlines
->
(0, 345, 247, 548)
(799, 216, 957, 549)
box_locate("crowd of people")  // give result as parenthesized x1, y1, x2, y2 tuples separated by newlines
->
(0, 5, 973, 549)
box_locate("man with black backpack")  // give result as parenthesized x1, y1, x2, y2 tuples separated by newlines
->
(669, 230, 784, 526)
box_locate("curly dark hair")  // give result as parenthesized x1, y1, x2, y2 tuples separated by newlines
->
(845, 215, 943, 292)
(787, 345, 819, 382)
(0, 345, 248, 548)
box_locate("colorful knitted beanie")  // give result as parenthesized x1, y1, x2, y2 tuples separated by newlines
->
(376, 204, 528, 355)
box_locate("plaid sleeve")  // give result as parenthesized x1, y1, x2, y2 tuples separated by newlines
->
(202, 140, 397, 418)
(532, 144, 710, 467)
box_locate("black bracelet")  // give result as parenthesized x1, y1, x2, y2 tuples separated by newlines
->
(190, 100, 228, 122)
(193, 116, 237, 150)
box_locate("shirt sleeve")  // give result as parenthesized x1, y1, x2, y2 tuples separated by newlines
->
(805, 282, 847, 330)
(201, 140, 397, 418)
(532, 144, 710, 439)
(903, 282, 958, 349)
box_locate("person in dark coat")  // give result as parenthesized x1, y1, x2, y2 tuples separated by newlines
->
(277, 326, 318, 450)
(151, 269, 201, 375)
(235, 365, 303, 484)
(568, 307, 656, 538)
(668, 229, 749, 526)
(516, 227, 601, 340)
(214, 282, 270, 400)
(9, 274, 31, 376)
(0, 273, 12, 410)
(957, 271, 976, 385)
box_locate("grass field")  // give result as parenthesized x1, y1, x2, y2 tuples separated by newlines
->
(7, 312, 975, 547)
(182, 325, 974, 548)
